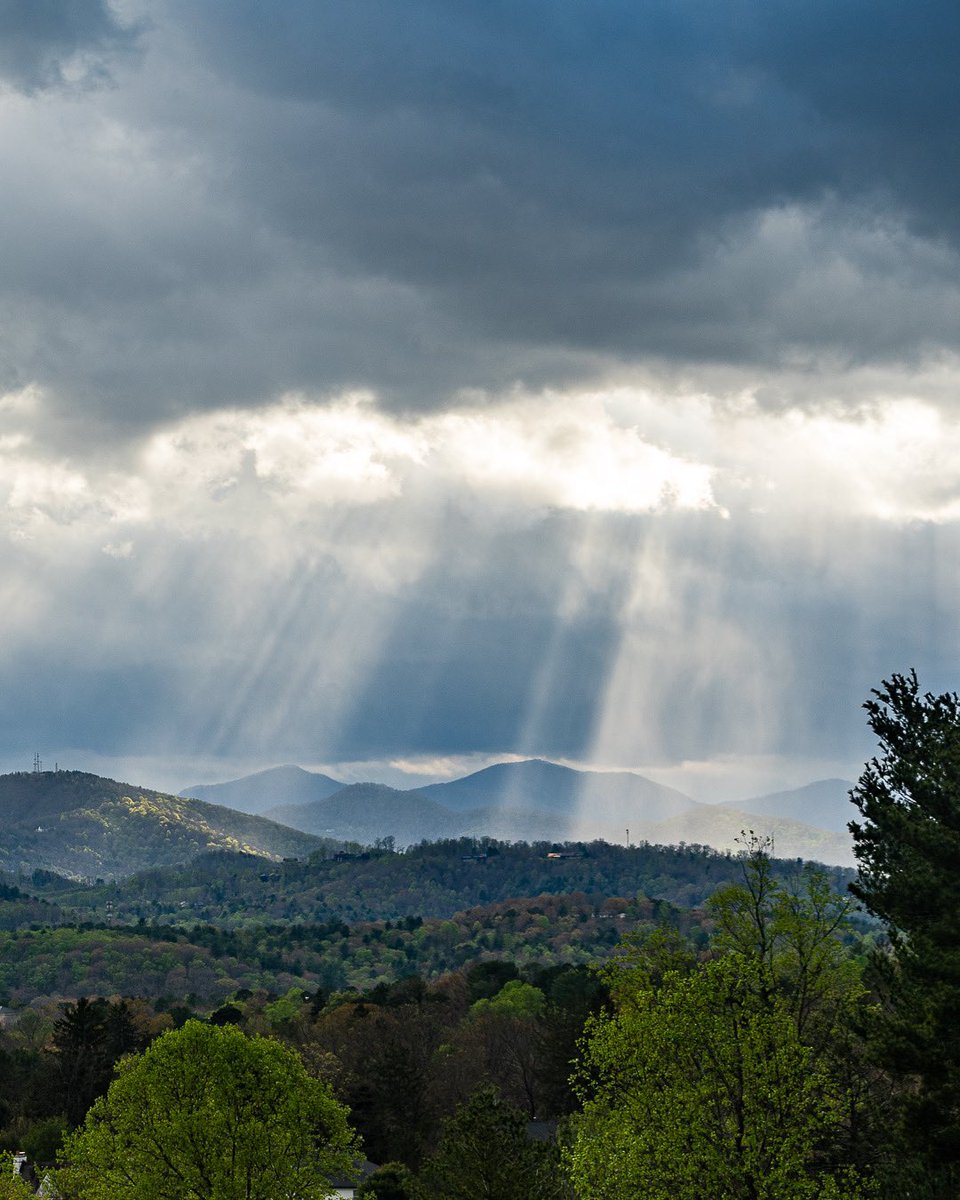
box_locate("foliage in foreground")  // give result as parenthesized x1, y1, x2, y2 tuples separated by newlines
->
(56, 1021, 357, 1200)
(0, 1155, 33, 1200)
(565, 848, 876, 1199)
(419, 1086, 569, 1200)
(569, 954, 866, 1199)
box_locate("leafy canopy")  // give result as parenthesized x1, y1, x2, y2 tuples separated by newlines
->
(420, 1086, 567, 1200)
(567, 954, 864, 1200)
(565, 842, 871, 1200)
(0, 1156, 33, 1200)
(58, 1020, 357, 1200)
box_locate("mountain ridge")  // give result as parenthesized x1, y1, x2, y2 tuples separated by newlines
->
(0, 770, 327, 880)
(0, 760, 860, 877)
(210, 758, 855, 864)
(265, 782, 464, 844)
(180, 764, 344, 815)
(720, 779, 857, 836)
(415, 757, 701, 821)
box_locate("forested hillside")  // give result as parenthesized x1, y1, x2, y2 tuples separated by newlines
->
(12, 837, 855, 927)
(180, 758, 857, 863)
(0, 891, 713, 1006)
(0, 771, 328, 878)
(0, 838, 860, 1008)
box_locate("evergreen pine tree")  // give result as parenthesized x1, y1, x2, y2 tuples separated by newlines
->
(850, 670, 960, 1192)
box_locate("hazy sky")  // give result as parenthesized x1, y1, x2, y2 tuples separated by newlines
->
(1, 0, 958, 798)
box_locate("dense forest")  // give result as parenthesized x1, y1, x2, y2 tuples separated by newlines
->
(10, 835, 855, 925)
(0, 838, 860, 1006)
(0, 844, 912, 1199)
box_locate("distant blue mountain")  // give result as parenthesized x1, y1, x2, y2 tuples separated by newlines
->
(179, 764, 344, 816)
(178, 760, 857, 865)
(722, 779, 857, 835)
(264, 783, 464, 845)
(415, 758, 701, 822)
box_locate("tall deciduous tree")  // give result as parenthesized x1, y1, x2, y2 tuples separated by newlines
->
(850, 670, 960, 1192)
(566, 953, 865, 1200)
(565, 842, 873, 1199)
(57, 1021, 357, 1200)
(707, 838, 861, 1048)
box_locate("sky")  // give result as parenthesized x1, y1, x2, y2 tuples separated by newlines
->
(1, 0, 959, 800)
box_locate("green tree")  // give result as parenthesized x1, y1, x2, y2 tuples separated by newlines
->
(356, 1161, 424, 1199)
(57, 1020, 357, 1200)
(531, 964, 609, 1117)
(21, 1115, 68, 1164)
(420, 1087, 567, 1200)
(468, 981, 547, 1117)
(565, 841, 874, 1199)
(850, 670, 960, 1192)
(330, 1001, 441, 1168)
(566, 953, 866, 1200)
(52, 997, 110, 1126)
(707, 837, 860, 1046)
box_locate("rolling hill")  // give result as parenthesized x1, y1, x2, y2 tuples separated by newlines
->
(257, 760, 705, 849)
(265, 783, 466, 845)
(238, 758, 854, 864)
(0, 770, 326, 879)
(179, 764, 344, 815)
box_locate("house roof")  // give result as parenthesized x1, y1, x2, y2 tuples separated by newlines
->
(328, 1159, 379, 1187)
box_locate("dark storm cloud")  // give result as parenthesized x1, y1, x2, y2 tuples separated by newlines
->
(749, 0, 960, 236)
(0, 0, 137, 92)
(3, 1, 960, 434)
(162, 0, 960, 367)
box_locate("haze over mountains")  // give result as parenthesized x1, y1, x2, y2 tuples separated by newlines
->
(718, 779, 856, 836)
(0, 759, 856, 885)
(183, 765, 344, 816)
(182, 760, 857, 865)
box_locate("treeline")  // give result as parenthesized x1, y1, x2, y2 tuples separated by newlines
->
(0, 957, 607, 1170)
(0, 892, 725, 1006)
(9, 836, 855, 928)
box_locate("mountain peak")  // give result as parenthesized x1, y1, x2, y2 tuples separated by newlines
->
(179, 766, 344, 816)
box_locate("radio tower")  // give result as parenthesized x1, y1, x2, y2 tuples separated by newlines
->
(33, 753, 42, 774)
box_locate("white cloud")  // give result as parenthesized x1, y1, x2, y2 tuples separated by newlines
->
(716, 394, 960, 524)
(0, 376, 957, 776)
(4, 378, 960, 565)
